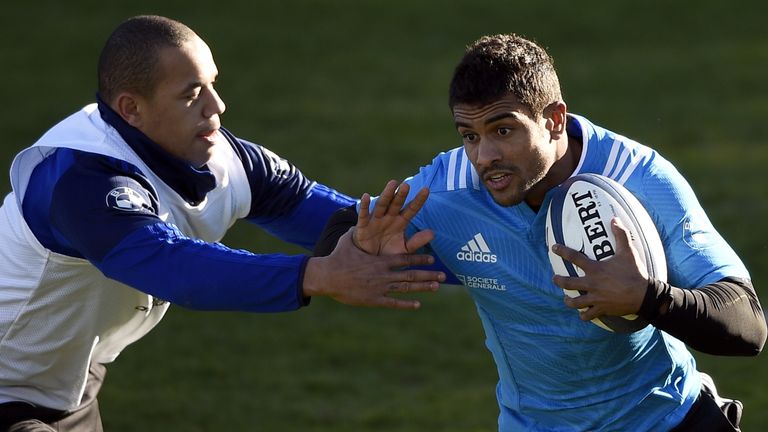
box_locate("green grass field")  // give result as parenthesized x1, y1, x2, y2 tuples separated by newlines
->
(1, 1, 766, 430)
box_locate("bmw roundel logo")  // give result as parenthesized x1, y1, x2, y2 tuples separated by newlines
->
(106, 187, 150, 212)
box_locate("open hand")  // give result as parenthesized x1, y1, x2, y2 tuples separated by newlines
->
(354, 179, 434, 256)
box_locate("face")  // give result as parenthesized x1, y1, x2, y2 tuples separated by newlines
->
(130, 36, 226, 167)
(454, 95, 566, 207)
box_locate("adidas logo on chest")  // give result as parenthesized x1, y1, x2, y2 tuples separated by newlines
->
(456, 233, 498, 263)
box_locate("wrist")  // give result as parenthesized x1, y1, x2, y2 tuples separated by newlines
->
(297, 256, 313, 306)
(638, 278, 673, 320)
(302, 256, 329, 298)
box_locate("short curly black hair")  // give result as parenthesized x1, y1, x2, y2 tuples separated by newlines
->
(97, 15, 196, 104)
(449, 34, 562, 117)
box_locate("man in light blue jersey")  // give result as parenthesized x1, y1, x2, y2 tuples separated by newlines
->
(0, 16, 445, 432)
(318, 34, 766, 431)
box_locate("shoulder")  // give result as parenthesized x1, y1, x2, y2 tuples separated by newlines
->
(576, 118, 701, 240)
(569, 113, 693, 213)
(570, 114, 660, 187)
(53, 148, 150, 184)
(219, 128, 306, 181)
(408, 147, 482, 194)
(45, 148, 158, 210)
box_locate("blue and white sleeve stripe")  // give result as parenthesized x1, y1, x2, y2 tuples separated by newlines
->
(445, 148, 480, 192)
(600, 136, 653, 185)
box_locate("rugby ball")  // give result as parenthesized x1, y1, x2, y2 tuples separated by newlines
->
(545, 173, 666, 333)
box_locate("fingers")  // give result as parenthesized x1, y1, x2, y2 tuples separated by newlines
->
(387, 280, 441, 294)
(371, 278, 442, 310)
(556, 274, 595, 317)
(357, 193, 371, 229)
(383, 252, 438, 269)
(551, 244, 593, 271)
(372, 180, 398, 218)
(366, 180, 425, 221)
(610, 218, 631, 253)
(388, 182, 411, 218)
(579, 307, 601, 321)
(400, 187, 429, 221)
(375, 297, 422, 310)
(562, 292, 602, 320)
(552, 274, 589, 293)
(563, 291, 590, 310)
(392, 267, 446, 284)
(404, 229, 434, 253)
(352, 267, 443, 311)
(379, 255, 446, 286)
(353, 251, 446, 287)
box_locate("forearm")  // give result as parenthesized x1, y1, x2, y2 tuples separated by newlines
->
(98, 222, 309, 312)
(639, 277, 767, 356)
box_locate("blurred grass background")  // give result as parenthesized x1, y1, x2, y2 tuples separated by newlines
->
(1, 0, 766, 430)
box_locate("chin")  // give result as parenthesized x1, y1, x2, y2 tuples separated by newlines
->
(490, 191, 524, 207)
(190, 144, 217, 167)
(195, 155, 214, 168)
(187, 153, 212, 168)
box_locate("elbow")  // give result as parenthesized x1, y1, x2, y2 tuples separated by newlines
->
(739, 338, 765, 357)
(747, 314, 768, 356)
(724, 280, 768, 356)
(690, 316, 768, 357)
(738, 280, 767, 356)
(732, 314, 767, 357)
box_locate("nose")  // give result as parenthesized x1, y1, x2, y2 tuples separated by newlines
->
(203, 86, 226, 118)
(474, 138, 502, 169)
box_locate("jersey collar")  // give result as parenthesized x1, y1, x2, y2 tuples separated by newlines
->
(566, 114, 591, 178)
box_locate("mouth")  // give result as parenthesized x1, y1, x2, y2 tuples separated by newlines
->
(197, 128, 220, 144)
(483, 171, 515, 191)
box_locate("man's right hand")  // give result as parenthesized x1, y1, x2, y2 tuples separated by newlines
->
(303, 230, 444, 309)
(302, 180, 444, 309)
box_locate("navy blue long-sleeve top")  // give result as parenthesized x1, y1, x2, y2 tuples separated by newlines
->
(20, 98, 354, 312)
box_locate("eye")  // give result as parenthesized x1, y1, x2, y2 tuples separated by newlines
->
(498, 127, 512, 136)
(185, 88, 202, 102)
(461, 132, 478, 143)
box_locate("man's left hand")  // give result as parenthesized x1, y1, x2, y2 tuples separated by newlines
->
(551, 218, 649, 321)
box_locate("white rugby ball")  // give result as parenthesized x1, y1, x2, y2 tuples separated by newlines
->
(545, 173, 667, 333)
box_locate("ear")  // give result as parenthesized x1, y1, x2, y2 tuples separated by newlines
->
(113, 92, 144, 128)
(543, 101, 568, 139)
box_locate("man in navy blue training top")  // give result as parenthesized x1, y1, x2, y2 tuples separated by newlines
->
(0, 15, 445, 432)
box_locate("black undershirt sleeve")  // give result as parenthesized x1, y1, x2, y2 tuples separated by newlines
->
(638, 277, 767, 356)
(313, 204, 357, 257)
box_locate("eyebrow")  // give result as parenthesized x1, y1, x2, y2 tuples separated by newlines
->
(180, 81, 203, 95)
(454, 111, 522, 129)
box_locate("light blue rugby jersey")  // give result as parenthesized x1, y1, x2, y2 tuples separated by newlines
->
(385, 114, 749, 431)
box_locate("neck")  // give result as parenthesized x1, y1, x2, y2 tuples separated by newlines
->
(525, 134, 582, 209)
